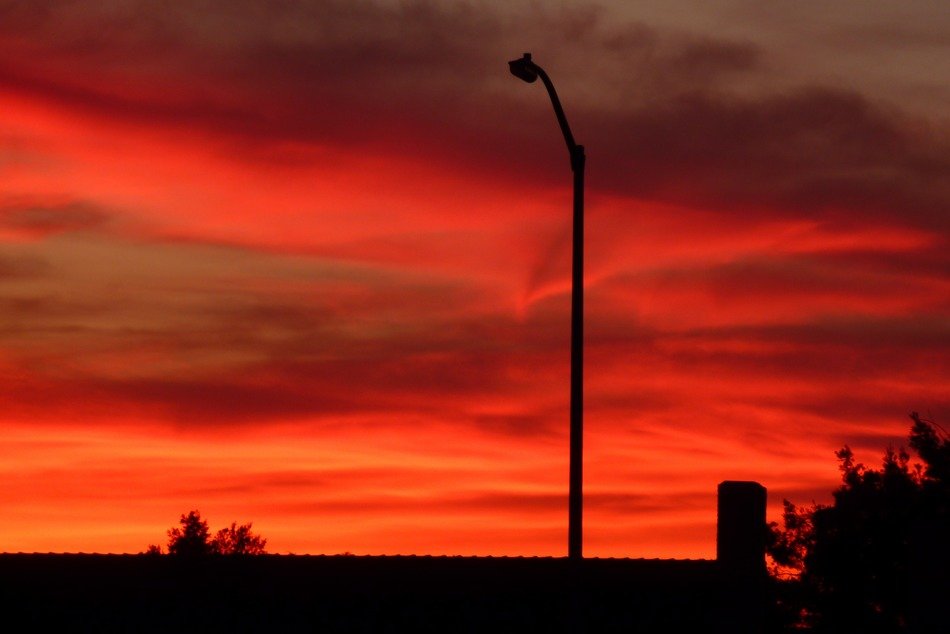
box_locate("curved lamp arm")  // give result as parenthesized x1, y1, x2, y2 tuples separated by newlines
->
(508, 53, 584, 172)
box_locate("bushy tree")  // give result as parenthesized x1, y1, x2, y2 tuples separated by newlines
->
(211, 521, 267, 555)
(161, 510, 267, 556)
(768, 413, 948, 631)
(166, 510, 214, 557)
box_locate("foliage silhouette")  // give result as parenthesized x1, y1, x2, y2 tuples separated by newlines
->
(163, 510, 267, 556)
(211, 521, 267, 555)
(768, 412, 948, 632)
(166, 510, 214, 557)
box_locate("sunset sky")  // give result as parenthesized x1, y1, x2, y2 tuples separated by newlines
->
(1, 1, 947, 558)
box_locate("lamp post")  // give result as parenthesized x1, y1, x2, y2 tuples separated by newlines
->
(508, 53, 585, 560)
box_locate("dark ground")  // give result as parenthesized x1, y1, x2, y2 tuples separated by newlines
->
(0, 553, 770, 632)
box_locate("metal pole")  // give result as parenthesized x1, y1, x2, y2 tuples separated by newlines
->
(568, 145, 585, 560)
(508, 54, 585, 560)
(534, 63, 584, 561)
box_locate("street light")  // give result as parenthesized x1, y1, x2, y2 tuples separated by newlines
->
(509, 53, 585, 560)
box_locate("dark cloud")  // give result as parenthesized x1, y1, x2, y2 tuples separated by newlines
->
(620, 249, 950, 317)
(639, 255, 908, 301)
(472, 410, 562, 438)
(1, 223, 942, 435)
(0, 237, 567, 427)
(7, 294, 942, 430)
(825, 23, 950, 50)
(54, 327, 555, 426)
(665, 39, 761, 81)
(693, 315, 950, 351)
(271, 490, 710, 516)
(804, 248, 950, 284)
(627, 316, 947, 392)
(0, 198, 109, 238)
(784, 399, 949, 445)
(0, 0, 946, 433)
(8, 1, 945, 236)
(587, 88, 950, 230)
(0, 253, 48, 279)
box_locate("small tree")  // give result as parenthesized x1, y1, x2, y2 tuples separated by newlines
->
(159, 510, 267, 556)
(166, 510, 213, 557)
(211, 521, 267, 555)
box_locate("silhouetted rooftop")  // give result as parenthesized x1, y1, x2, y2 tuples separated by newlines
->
(1, 553, 766, 632)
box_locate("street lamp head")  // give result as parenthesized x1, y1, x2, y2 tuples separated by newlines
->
(508, 53, 538, 83)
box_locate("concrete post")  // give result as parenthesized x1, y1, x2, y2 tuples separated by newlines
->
(717, 481, 767, 575)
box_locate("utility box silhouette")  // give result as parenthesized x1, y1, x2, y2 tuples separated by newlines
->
(717, 481, 767, 575)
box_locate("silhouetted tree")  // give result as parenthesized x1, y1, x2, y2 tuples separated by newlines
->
(161, 510, 267, 556)
(211, 521, 267, 555)
(768, 413, 949, 632)
(166, 510, 213, 557)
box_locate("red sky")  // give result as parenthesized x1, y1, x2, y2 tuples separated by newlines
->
(1, 1, 948, 558)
